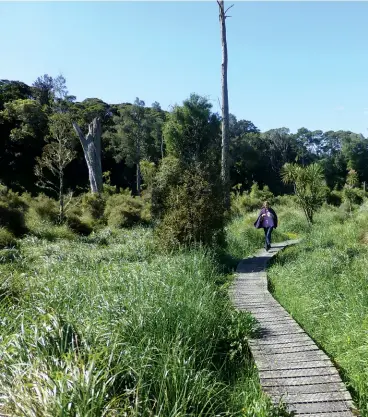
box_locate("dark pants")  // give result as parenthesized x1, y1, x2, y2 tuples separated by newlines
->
(263, 227, 273, 250)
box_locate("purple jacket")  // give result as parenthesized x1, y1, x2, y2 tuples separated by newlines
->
(254, 207, 278, 229)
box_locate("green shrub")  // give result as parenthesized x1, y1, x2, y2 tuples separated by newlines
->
(104, 193, 150, 229)
(231, 184, 276, 216)
(151, 156, 182, 220)
(327, 189, 343, 206)
(0, 228, 17, 248)
(0, 202, 27, 236)
(275, 205, 311, 236)
(342, 186, 365, 208)
(81, 193, 106, 220)
(273, 194, 297, 207)
(155, 166, 225, 249)
(66, 213, 93, 236)
(249, 182, 274, 203)
(26, 194, 59, 223)
(231, 193, 260, 216)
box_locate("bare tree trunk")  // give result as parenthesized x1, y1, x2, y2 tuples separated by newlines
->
(73, 118, 103, 193)
(136, 139, 141, 196)
(59, 172, 64, 224)
(218, 0, 232, 210)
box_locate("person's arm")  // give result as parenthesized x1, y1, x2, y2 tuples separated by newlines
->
(271, 208, 278, 227)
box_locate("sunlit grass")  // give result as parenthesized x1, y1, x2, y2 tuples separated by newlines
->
(268, 205, 368, 416)
(0, 226, 288, 416)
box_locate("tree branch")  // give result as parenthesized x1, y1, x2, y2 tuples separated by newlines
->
(225, 4, 234, 17)
(72, 122, 86, 145)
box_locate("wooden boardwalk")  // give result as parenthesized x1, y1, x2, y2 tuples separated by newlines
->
(231, 240, 360, 417)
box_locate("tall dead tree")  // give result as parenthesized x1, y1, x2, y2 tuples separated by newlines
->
(73, 117, 103, 193)
(217, 0, 233, 209)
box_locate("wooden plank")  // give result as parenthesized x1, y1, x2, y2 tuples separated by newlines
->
(257, 359, 333, 371)
(250, 335, 315, 345)
(287, 402, 351, 413)
(260, 374, 343, 387)
(231, 240, 358, 417)
(257, 350, 328, 363)
(258, 344, 320, 354)
(250, 337, 316, 349)
(297, 413, 357, 417)
(274, 391, 353, 404)
(263, 382, 350, 395)
(261, 367, 339, 379)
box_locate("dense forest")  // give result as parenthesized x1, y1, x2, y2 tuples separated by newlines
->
(2, 74, 368, 198)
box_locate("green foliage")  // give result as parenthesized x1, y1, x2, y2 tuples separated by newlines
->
(81, 193, 106, 220)
(0, 228, 17, 249)
(342, 169, 367, 212)
(104, 192, 150, 229)
(155, 164, 225, 249)
(35, 113, 76, 222)
(163, 94, 221, 166)
(151, 156, 182, 220)
(153, 95, 223, 249)
(0, 202, 27, 237)
(231, 183, 275, 216)
(23, 193, 59, 223)
(327, 189, 343, 206)
(346, 168, 359, 188)
(0, 229, 285, 416)
(226, 212, 290, 260)
(65, 213, 93, 236)
(0, 99, 48, 142)
(140, 159, 157, 190)
(281, 162, 328, 224)
(268, 206, 368, 416)
(342, 186, 365, 207)
(249, 183, 274, 202)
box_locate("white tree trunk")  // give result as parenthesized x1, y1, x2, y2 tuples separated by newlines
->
(73, 117, 103, 193)
(218, 0, 231, 209)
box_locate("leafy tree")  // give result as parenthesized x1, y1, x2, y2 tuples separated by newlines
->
(32, 74, 54, 108)
(229, 114, 259, 138)
(155, 163, 224, 248)
(35, 113, 76, 222)
(262, 128, 297, 176)
(150, 101, 166, 160)
(140, 160, 157, 192)
(0, 99, 48, 142)
(342, 169, 363, 212)
(0, 80, 33, 109)
(0, 99, 48, 192)
(281, 163, 327, 224)
(107, 98, 157, 196)
(229, 117, 262, 192)
(163, 93, 221, 167)
(153, 94, 223, 248)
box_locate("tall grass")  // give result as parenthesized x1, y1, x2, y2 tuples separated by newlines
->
(0, 226, 287, 416)
(225, 204, 307, 261)
(268, 204, 368, 416)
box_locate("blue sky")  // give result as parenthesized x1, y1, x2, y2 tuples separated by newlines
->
(1, 1, 368, 135)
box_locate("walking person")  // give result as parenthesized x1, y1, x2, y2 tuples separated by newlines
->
(254, 201, 278, 251)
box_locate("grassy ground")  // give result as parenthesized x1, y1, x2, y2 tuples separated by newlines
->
(0, 226, 289, 417)
(268, 204, 368, 416)
(225, 203, 307, 262)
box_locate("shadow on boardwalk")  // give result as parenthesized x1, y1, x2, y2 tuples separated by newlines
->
(231, 240, 360, 417)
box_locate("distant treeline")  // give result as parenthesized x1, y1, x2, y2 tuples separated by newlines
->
(1, 75, 367, 196)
